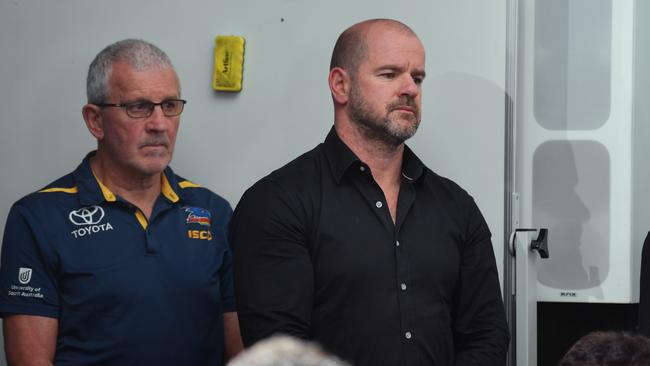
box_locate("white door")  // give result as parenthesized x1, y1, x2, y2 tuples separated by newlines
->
(513, 0, 641, 305)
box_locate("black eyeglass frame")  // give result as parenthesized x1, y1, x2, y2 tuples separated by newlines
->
(94, 99, 187, 118)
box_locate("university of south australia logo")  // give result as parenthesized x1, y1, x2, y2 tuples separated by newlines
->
(18, 267, 32, 284)
(68, 205, 114, 238)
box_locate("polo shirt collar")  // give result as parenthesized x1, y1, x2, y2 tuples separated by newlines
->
(160, 167, 182, 203)
(73, 151, 184, 206)
(324, 127, 426, 184)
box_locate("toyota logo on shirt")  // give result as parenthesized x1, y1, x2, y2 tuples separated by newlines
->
(69, 205, 105, 226)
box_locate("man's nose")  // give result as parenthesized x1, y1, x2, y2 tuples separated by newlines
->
(400, 75, 420, 97)
(145, 105, 171, 131)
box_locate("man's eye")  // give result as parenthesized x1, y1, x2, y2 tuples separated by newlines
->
(413, 76, 424, 85)
(129, 102, 151, 112)
(380, 72, 396, 79)
(161, 101, 177, 110)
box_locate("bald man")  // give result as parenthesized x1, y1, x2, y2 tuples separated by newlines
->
(231, 19, 509, 366)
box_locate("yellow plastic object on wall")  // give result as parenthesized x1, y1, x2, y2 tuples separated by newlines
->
(212, 35, 245, 92)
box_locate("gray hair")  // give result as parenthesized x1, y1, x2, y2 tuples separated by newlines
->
(86, 39, 176, 103)
(227, 336, 350, 366)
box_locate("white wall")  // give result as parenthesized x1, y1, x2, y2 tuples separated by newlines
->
(0, 0, 506, 362)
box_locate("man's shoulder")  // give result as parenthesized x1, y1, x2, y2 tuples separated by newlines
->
(14, 170, 78, 209)
(420, 167, 477, 208)
(271, 144, 324, 181)
(171, 173, 232, 212)
(236, 144, 325, 212)
(254, 143, 325, 191)
(3, 170, 83, 234)
(423, 168, 469, 194)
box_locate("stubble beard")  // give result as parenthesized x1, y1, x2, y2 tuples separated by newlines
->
(347, 82, 421, 148)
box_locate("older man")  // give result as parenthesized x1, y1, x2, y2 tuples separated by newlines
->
(231, 19, 509, 365)
(0, 39, 242, 365)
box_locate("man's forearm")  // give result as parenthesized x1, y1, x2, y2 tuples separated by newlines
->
(4, 314, 57, 366)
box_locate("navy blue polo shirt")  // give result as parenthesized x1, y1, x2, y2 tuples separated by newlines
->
(0, 152, 236, 366)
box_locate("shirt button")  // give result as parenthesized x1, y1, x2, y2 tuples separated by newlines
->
(396, 240, 400, 247)
(405, 331, 412, 339)
(400, 283, 407, 291)
(376, 201, 383, 208)
(359, 166, 366, 172)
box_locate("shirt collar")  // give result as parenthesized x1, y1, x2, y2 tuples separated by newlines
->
(323, 127, 426, 184)
(401, 145, 425, 183)
(324, 127, 362, 184)
(73, 151, 183, 206)
(160, 168, 181, 203)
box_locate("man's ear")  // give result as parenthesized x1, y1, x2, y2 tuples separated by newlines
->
(328, 67, 351, 105)
(82, 104, 105, 140)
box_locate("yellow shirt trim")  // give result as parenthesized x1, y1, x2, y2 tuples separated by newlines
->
(39, 187, 78, 194)
(134, 210, 148, 230)
(161, 174, 179, 203)
(91, 168, 178, 204)
(179, 180, 201, 189)
(91, 173, 117, 202)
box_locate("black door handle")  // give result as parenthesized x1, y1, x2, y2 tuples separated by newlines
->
(530, 228, 549, 258)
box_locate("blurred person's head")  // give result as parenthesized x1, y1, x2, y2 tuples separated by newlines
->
(227, 336, 350, 366)
(559, 331, 650, 366)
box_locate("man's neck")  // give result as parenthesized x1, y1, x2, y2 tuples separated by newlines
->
(90, 154, 162, 219)
(335, 123, 404, 182)
(335, 123, 403, 223)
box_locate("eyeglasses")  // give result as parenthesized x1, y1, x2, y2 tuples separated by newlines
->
(95, 99, 187, 118)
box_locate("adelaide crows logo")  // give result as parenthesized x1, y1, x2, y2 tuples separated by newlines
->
(183, 206, 211, 227)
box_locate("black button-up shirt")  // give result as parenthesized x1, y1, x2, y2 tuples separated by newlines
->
(231, 128, 509, 366)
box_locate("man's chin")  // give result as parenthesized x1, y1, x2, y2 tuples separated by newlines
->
(387, 121, 419, 141)
(136, 156, 171, 176)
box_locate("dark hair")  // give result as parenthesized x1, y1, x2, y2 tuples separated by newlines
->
(631, 349, 650, 366)
(559, 331, 650, 366)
